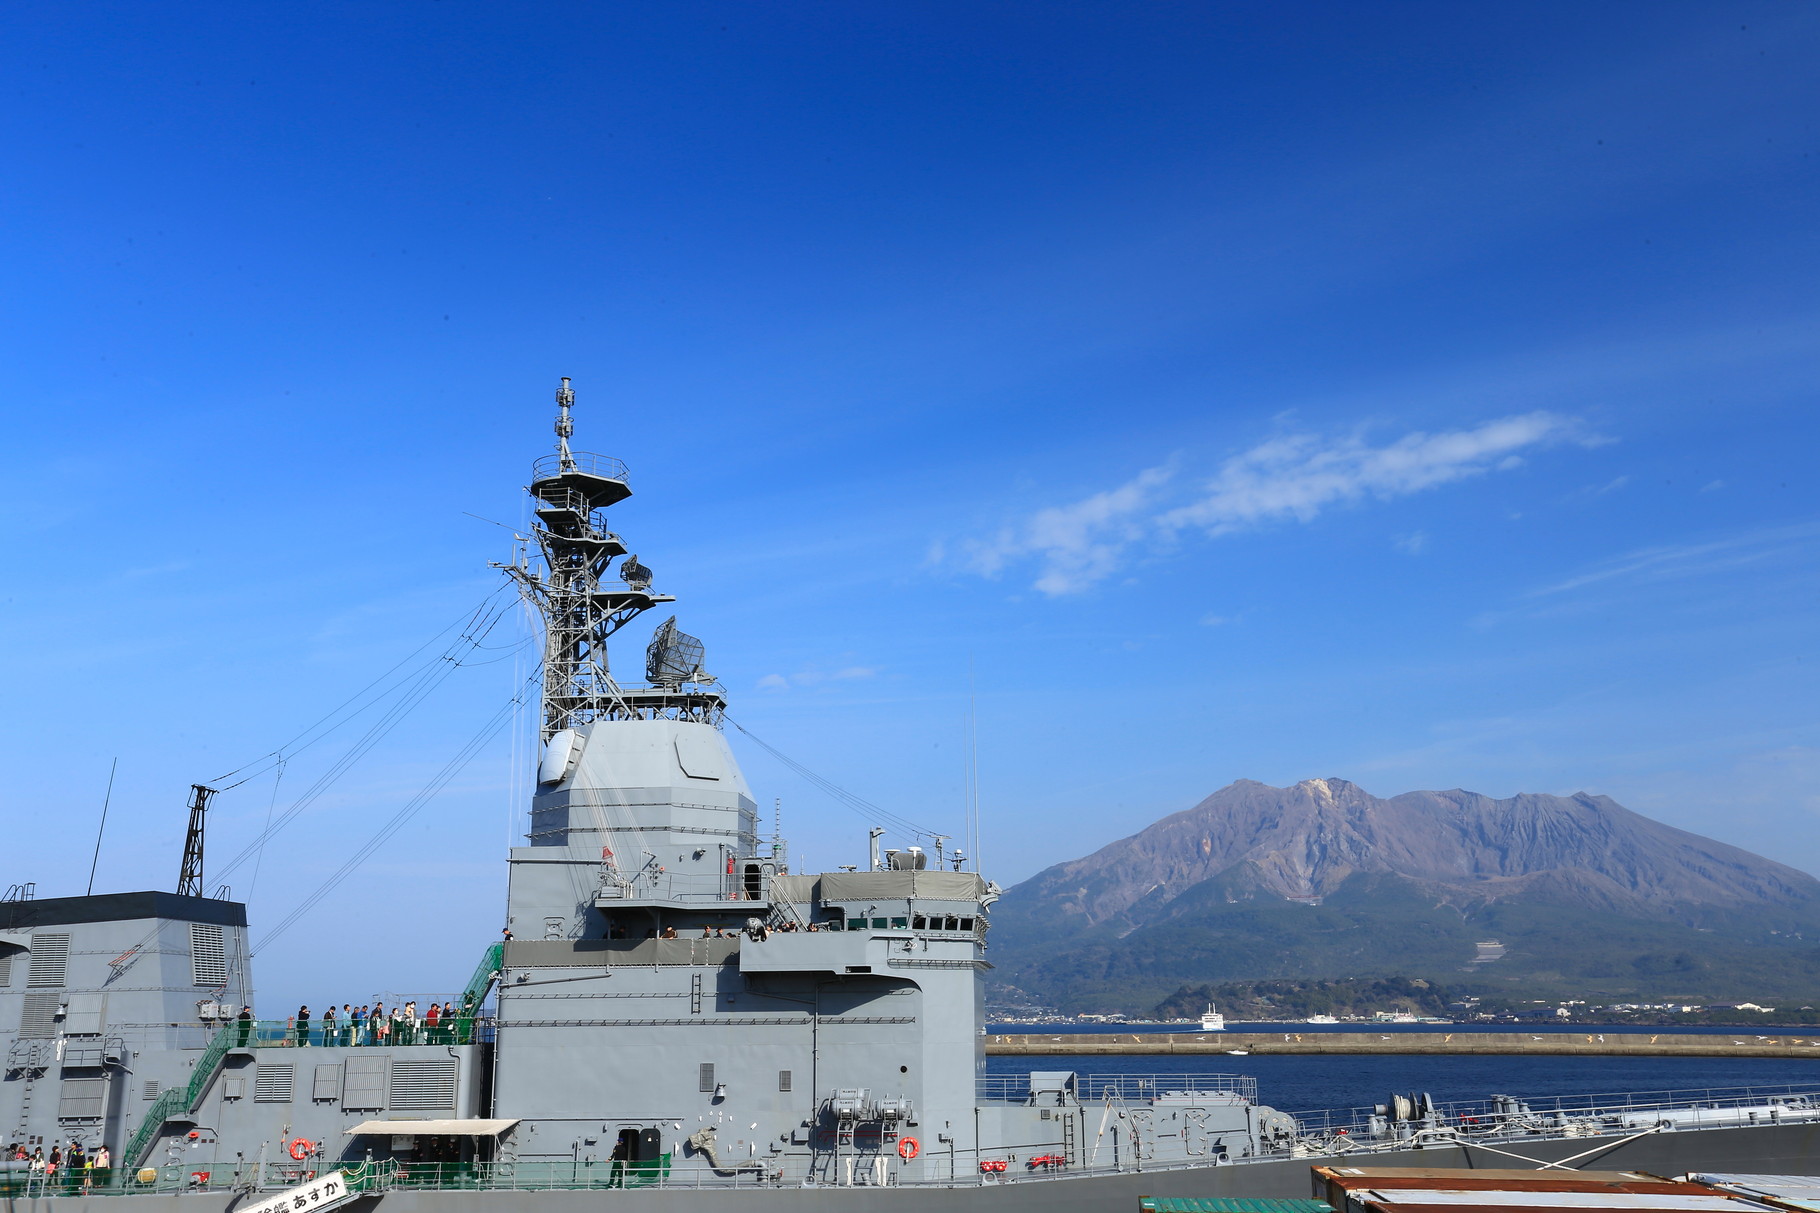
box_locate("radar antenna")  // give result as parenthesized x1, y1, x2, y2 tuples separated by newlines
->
(620, 555, 653, 591)
(645, 616, 708, 688)
(498, 379, 725, 738)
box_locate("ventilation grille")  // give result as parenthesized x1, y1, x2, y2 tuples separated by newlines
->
(0, 951, 12, 987)
(313, 1064, 342, 1103)
(58, 1077, 106, 1120)
(778, 1069, 792, 1092)
(698, 1063, 715, 1093)
(20, 991, 61, 1037)
(64, 992, 104, 1035)
(389, 1059, 457, 1110)
(342, 1055, 387, 1110)
(28, 934, 70, 987)
(254, 1063, 295, 1103)
(143, 1080, 162, 1101)
(190, 922, 227, 987)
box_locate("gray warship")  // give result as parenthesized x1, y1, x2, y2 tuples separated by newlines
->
(4, 380, 1819, 1210)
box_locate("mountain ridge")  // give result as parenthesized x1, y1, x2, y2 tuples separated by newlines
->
(989, 778, 1820, 1013)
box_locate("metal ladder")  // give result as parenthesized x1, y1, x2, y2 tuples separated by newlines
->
(1061, 1106, 1079, 1166)
(7, 1039, 49, 1144)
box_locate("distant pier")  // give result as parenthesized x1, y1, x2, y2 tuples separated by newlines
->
(985, 1030, 1820, 1058)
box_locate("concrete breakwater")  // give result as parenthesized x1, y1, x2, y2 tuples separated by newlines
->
(985, 1031, 1820, 1058)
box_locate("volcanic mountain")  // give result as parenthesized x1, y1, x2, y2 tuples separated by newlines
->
(988, 779, 1820, 1013)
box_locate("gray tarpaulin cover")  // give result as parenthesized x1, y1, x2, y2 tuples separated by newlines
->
(817, 871, 985, 901)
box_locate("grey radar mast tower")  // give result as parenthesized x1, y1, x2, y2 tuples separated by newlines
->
(506, 378, 723, 742)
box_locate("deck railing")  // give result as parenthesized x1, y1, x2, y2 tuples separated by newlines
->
(209, 1016, 495, 1049)
(533, 451, 629, 484)
(978, 1071, 1258, 1104)
(50, 1080, 1820, 1199)
(1287, 1080, 1820, 1142)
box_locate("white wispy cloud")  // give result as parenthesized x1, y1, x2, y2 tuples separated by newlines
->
(965, 464, 1175, 596)
(963, 412, 1595, 594)
(1527, 520, 1820, 598)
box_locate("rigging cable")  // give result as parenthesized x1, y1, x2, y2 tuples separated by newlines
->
(209, 593, 520, 887)
(207, 586, 515, 793)
(722, 715, 938, 842)
(245, 756, 285, 907)
(256, 670, 540, 951)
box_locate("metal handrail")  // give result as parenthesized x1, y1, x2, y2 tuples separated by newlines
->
(978, 1072, 1258, 1104)
(208, 1017, 493, 1048)
(462, 942, 504, 1012)
(533, 452, 629, 483)
(87, 1080, 1820, 1198)
(1285, 1080, 1820, 1138)
(120, 1088, 187, 1168)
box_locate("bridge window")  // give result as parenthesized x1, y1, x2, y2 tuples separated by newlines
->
(847, 918, 866, 931)
(891, 917, 908, 929)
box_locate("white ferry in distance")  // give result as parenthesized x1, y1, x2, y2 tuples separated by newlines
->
(1200, 1003, 1227, 1031)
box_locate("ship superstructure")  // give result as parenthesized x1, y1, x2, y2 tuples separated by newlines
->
(5, 379, 1820, 1209)
(491, 379, 1013, 1182)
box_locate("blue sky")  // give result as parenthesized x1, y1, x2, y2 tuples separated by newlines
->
(3, 3, 1817, 1010)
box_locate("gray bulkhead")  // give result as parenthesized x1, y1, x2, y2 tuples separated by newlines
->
(494, 717, 1002, 1181)
(0, 892, 493, 1175)
(0, 894, 251, 1155)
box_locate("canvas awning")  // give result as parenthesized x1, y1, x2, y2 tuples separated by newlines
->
(344, 1118, 518, 1137)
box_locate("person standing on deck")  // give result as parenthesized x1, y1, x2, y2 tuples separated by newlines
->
(295, 1006, 311, 1047)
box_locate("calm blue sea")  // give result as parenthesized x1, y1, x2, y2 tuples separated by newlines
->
(984, 1023, 1820, 1114)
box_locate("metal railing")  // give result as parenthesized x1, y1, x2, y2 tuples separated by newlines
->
(212, 1016, 494, 1049)
(463, 942, 504, 1010)
(122, 1019, 240, 1167)
(57, 1080, 1820, 1199)
(122, 1015, 498, 1167)
(979, 1072, 1258, 1105)
(593, 869, 760, 903)
(1286, 1081, 1820, 1144)
(534, 452, 629, 484)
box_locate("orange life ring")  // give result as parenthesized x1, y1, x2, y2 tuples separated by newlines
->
(288, 1138, 314, 1161)
(897, 1136, 919, 1161)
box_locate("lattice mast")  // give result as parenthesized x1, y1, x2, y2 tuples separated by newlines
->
(175, 783, 217, 897)
(503, 379, 723, 742)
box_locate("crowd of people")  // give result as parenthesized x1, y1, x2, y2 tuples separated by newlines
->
(233, 994, 480, 1048)
(4, 1141, 112, 1192)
